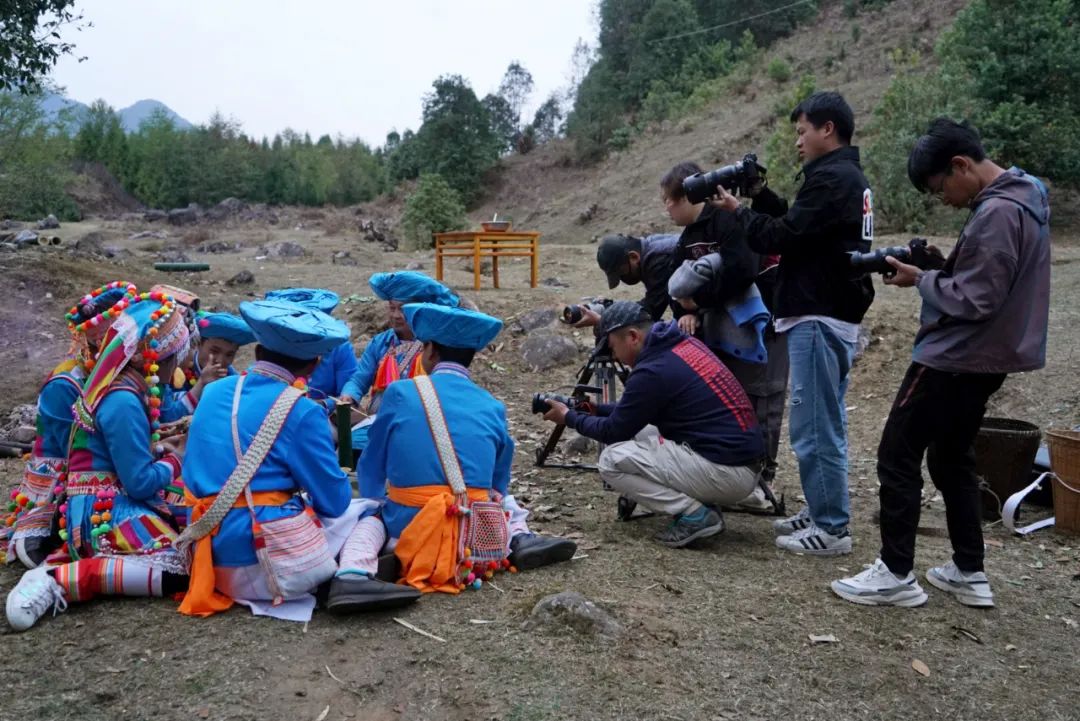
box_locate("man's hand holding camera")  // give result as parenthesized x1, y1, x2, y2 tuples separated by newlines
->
(541, 399, 570, 425)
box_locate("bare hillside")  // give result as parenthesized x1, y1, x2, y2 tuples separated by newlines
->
(468, 0, 969, 244)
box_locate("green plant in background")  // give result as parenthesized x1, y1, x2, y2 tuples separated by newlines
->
(400, 174, 467, 250)
(0, 88, 80, 220)
(763, 74, 816, 199)
(767, 57, 792, 83)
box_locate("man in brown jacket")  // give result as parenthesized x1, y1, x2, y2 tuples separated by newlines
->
(832, 118, 1051, 608)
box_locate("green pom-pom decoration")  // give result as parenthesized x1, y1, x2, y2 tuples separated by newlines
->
(149, 387, 161, 397)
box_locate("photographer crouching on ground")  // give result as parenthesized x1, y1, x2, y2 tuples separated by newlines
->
(832, 119, 1051, 608)
(711, 91, 875, 557)
(539, 301, 765, 548)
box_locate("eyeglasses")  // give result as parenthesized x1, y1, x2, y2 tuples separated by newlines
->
(929, 168, 953, 199)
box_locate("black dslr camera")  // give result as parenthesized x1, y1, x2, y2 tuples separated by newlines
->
(848, 238, 945, 277)
(531, 391, 596, 415)
(682, 153, 766, 204)
(561, 298, 613, 325)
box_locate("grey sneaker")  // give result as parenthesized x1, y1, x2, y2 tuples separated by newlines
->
(831, 559, 928, 607)
(926, 561, 994, 608)
(655, 507, 724, 548)
(773, 506, 812, 536)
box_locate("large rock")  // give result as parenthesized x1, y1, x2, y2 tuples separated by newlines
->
(522, 331, 579, 371)
(9, 425, 36, 444)
(522, 591, 622, 638)
(36, 214, 60, 230)
(13, 230, 39, 248)
(1, 404, 36, 438)
(143, 209, 168, 223)
(167, 205, 199, 226)
(512, 307, 557, 335)
(198, 240, 240, 254)
(0, 219, 23, 230)
(332, 250, 359, 266)
(205, 197, 247, 222)
(262, 241, 307, 258)
(75, 232, 106, 255)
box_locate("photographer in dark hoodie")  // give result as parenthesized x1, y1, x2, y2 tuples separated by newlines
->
(832, 119, 1050, 609)
(712, 91, 875, 557)
(540, 301, 765, 549)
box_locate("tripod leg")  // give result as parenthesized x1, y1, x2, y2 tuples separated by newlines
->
(758, 476, 786, 516)
(535, 423, 567, 467)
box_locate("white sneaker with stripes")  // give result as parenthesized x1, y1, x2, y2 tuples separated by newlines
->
(831, 559, 928, 607)
(926, 561, 995, 608)
(772, 506, 812, 536)
(775, 522, 852, 556)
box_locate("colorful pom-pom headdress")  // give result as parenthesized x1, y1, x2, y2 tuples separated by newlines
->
(74, 290, 190, 433)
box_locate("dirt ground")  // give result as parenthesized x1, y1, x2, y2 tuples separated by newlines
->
(0, 212, 1077, 721)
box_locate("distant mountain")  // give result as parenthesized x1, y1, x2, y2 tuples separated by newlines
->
(37, 91, 194, 133)
(118, 99, 193, 132)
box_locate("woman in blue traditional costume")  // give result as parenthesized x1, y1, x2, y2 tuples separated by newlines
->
(4, 281, 138, 569)
(176, 300, 380, 621)
(264, 288, 357, 401)
(158, 311, 254, 422)
(337, 272, 459, 454)
(4, 289, 194, 632)
(326, 303, 575, 613)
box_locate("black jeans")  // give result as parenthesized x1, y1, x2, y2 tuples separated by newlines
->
(877, 363, 1006, 575)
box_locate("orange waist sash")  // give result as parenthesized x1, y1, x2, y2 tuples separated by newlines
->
(178, 488, 292, 618)
(388, 484, 488, 595)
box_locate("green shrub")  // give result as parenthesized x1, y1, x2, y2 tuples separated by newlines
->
(767, 57, 792, 83)
(607, 125, 635, 151)
(400, 174, 467, 249)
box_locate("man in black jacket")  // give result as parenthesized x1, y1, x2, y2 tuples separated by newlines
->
(572, 233, 679, 327)
(540, 301, 765, 549)
(712, 91, 875, 556)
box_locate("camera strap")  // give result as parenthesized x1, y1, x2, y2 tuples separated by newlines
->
(413, 375, 468, 497)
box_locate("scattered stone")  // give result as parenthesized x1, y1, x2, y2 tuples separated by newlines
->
(512, 308, 557, 335)
(159, 247, 191, 263)
(541, 276, 570, 288)
(0, 242, 16, 252)
(1, 404, 36, 438)
(226, 270, 256, 286)
(143, 209, 168, 223)
(0, 219, 24, 230)
(198, 241, 240, 254)
(262, 241, 307, 258)
(75, 232, 106, 255)
(522, 591, 622, 637)
(36, 214, 60, 230)
(129, 230, 169, 241)
(332, 250, 360, 267)
(565, 432, 595, 455)
(359, 219, 397, 251)
(405, 261, 424, 271)
(104, 245, 132, 259)
(10, 425, 36, 444)
(521, 331, 579, 371)
(205, 197, 247, 222)
(167, 205, 199, 226)
(577, 202, 599, 224)
(458, 258, 493, 274)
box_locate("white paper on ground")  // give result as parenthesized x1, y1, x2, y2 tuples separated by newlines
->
(1002, 472, 1056, 536)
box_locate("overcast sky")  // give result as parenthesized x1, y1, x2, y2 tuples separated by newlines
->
(49, 1, 597, 146)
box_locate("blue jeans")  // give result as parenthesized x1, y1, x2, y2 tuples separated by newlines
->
(786, 321, 856, 534)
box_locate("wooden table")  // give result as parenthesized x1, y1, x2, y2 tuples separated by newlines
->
(434, 230, 540, 291)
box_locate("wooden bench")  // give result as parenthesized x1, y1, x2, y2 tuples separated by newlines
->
(434, 230, 541, 291)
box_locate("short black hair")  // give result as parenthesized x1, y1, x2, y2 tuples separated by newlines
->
(790, 91, 854, 144)
(660, 161, 704, 201)
(907, 118, 988, 193)
(254, 344, 318, 375)
(431, 342, 475, 368)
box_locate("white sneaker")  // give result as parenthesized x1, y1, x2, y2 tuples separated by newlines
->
(775, 523, 852, 556)
(773, 506, 812, 536)
(831, 558, 929, 607)
(5, 566, 67, 632)
(926, 561, 994, 608)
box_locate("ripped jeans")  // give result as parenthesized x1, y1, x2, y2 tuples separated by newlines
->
(786, 320, 856, 534)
